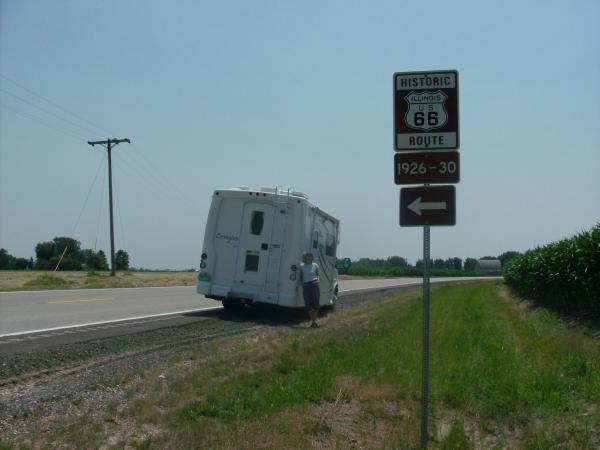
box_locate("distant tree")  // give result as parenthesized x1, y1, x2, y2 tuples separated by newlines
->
(415, 259, 423, 269)
(445, 257, 462, 270)
(0, 248, 12, 269)
(35, 258, 52, 270)
(82, 249, 109, 271)
(82, 249, 95, 269)
(35, 237, 84, 270)
(96, 250, 109, 270)
(0, 249, 34, 270)
(387, 256, 408, 267)
(498, 251, 520, 267)
(12, 258, 30, 270)
(35, 241, 56, 262)
(115, 250, 130, 270)
(464, 258, 478, 271)
(433, 258, 445, 269)
(355, 257, 387, 267)
(52, 237, 83, 261)
(480, 256, 497, 260)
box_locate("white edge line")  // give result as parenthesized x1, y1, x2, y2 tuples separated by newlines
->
(0, 285, 194, 295)
(0, 305, 223, 338)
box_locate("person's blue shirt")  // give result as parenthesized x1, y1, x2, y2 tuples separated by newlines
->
(300, 262, 319, 284)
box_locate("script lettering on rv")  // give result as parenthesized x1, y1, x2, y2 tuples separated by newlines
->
(394, 70, 459, 151)
(215, 233, 239, 244)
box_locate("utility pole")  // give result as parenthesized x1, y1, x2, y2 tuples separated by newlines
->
(87, 138, 131, 276)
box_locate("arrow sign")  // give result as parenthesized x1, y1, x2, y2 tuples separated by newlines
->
(408, 197, 447, 215)
(400, 185, 455, 226)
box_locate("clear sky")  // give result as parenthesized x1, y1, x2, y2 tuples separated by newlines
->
(1, 0, 598, 269)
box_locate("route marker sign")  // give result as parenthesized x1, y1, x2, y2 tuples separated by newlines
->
(394, 151, 460, 185)
(394, 70, 459, 151)
(399, 185, 456, 226)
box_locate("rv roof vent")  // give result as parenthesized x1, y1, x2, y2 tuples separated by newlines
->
(233, 185, 251, 191)
(291, 191, 309, 199)
(260, 186, 278, 194)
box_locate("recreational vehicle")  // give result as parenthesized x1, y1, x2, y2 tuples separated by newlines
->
(197, 186, 340, 309)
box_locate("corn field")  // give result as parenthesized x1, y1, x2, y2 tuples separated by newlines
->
(503, 224, 600, 313)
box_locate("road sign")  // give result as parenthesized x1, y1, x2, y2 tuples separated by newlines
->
(394, 151, 460, 185)
(394, 70, 459, 151)
(400, 185, 455, 226)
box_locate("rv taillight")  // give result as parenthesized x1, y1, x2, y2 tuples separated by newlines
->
(290, 265, 298, 272)
(201, 253, 208, 260)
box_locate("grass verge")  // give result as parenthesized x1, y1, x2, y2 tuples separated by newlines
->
(22, 275, 71, 289)
(5, 281, 599, 449)
(0, 270, 198, 291)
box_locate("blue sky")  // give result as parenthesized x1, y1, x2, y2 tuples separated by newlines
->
(1, 0, 598, 269)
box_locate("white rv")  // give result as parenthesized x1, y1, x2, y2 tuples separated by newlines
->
(197, 186, 340, 309)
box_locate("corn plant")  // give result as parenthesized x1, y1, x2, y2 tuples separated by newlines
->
(504, 223, 600, 313)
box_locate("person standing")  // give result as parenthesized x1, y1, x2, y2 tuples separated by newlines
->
(299, 252, 321, 327)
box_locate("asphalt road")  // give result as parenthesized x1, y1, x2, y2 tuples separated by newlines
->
(0, 277, 493, 337)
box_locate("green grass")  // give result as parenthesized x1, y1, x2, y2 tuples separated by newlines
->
(173, 282, 599, 426)
(22, 274, 70, 289)
(9, 281, 600, 449)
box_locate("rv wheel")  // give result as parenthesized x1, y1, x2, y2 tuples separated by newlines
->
(329, 285, 339, 310)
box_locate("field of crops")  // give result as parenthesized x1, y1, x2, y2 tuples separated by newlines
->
(504, 223, 600, 314)
(346, 266, 481, 277)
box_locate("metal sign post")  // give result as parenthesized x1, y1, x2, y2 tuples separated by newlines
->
(421, 221, 431, 448)
(393, 69, 460, 447)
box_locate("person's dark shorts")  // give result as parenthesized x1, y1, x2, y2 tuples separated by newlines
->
(302, 282, 320, 311)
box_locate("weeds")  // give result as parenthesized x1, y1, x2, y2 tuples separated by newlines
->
(23, 275, 70, 289)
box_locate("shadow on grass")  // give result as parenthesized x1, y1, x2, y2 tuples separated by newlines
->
(505, 286, 600, 334)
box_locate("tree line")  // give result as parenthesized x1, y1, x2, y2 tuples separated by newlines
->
(344, 251, 520, 273)
(0, 236, 130, 271)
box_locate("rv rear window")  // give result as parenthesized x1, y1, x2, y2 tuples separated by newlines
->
(245, 251, 259, 272)
(250, 211, 264, 235)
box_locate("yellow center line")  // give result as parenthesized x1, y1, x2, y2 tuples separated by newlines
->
(47, 297, 114, 304)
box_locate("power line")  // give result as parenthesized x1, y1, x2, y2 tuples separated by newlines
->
(111, 166, 127, 252)
(1, 102, 87, 141)
(113, 150, 194, 206)
(70, 153, 106, 237)
(1, 88, 102, 137)
(116, 148, 196, 206)
(128, 143, 197, 204)
(94, 164, 107, 252)
(1, 73, 112, 136)
(3, 75, 195, 205)
(3, 75, 197, 235)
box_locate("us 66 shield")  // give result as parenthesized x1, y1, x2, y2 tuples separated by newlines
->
(394, 70, 459, 151)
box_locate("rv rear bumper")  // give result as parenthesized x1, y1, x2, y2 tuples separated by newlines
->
(197, 281, 232, 298)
